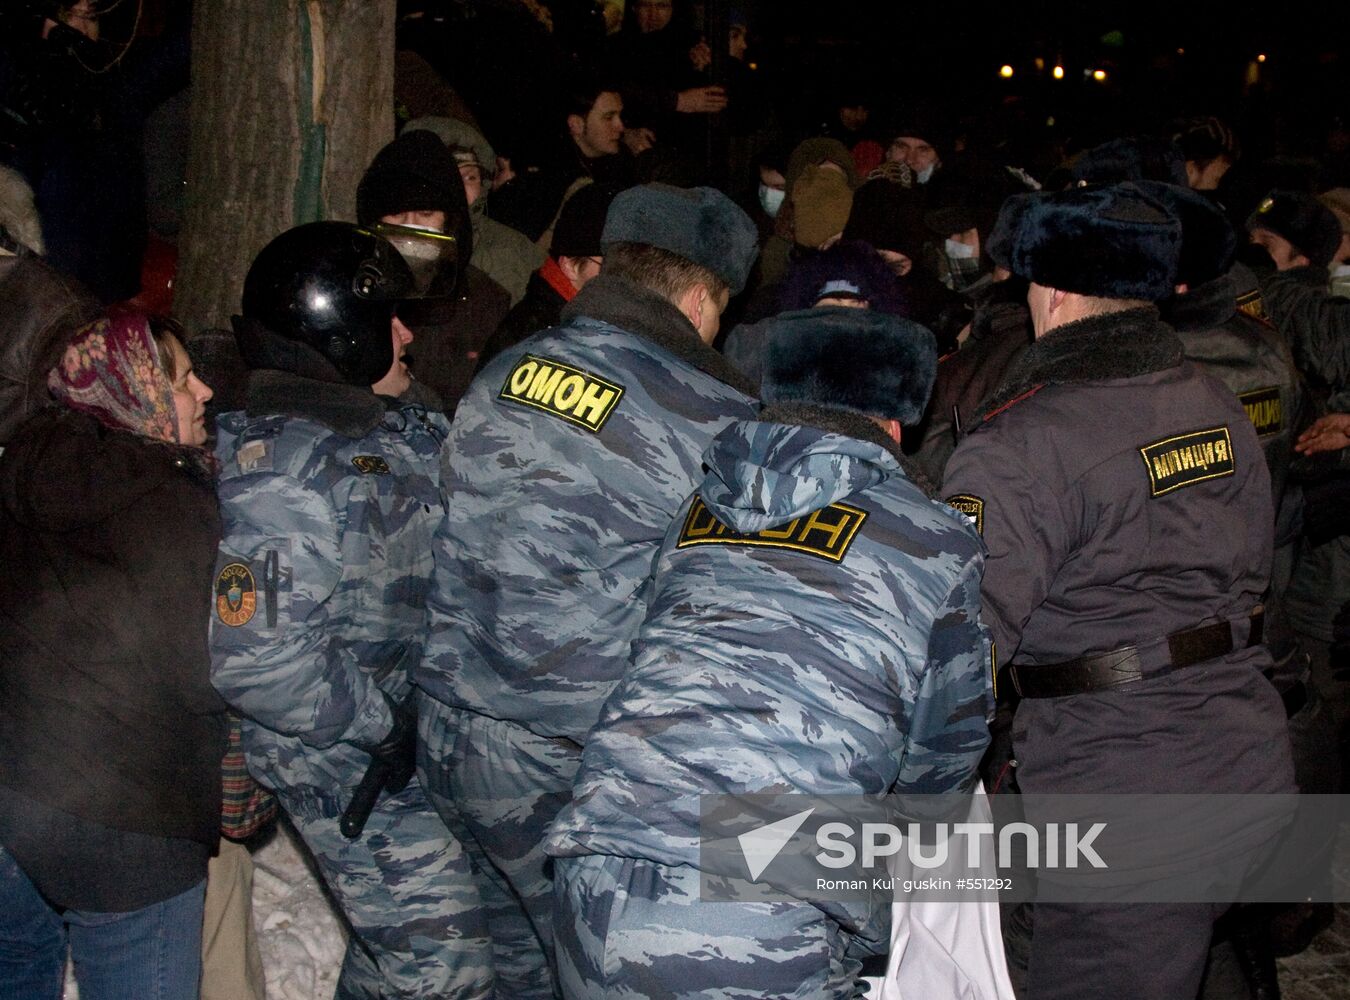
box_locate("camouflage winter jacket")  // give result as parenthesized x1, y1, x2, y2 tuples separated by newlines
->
(547, 404, 992, 873)
(209, 371, 449, 806)
(417, 274, 759, 740)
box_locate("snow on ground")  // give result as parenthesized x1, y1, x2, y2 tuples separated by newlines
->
(64, 823, 346, 1000)
(252, 824, 347, 1000)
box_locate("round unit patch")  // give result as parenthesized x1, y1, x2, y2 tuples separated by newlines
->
(216, 562, 258, 627)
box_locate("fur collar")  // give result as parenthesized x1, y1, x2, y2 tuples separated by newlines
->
(1161, 273, 1237, 332)
(759, 401, 937, 497)
(244, 370, 389, 439)
(561, 274, 758, 396)
(980, 306, 1183, 420)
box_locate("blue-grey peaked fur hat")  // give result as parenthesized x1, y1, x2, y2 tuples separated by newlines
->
(761, 307, 938, 424)
(601, 183, 760, 295)
(985, 182, 1181, 300)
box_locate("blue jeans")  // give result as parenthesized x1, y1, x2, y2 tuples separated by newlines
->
(0, 844, 205, 1000)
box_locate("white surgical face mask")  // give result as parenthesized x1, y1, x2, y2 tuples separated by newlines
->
(916, 163, 936, 184)
(945, 237, 977, 260)
(758, 184, 786, 218)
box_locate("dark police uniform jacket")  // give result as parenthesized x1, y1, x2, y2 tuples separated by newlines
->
(943, 307, 1294, 798)
(1166, 267, 1307, 686)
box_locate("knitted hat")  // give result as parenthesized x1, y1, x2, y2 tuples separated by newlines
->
(1135, 181, 1236, 287)
(601, 183, 760, 294)
(551, 182, 620, 259)
(355, 130, 468, 227)
(986, 182, 1182, 300)
(1246, 190, 1343, 269)
(761, 307, 937, 424)
(792, 165, 854, 249)
(779, 239, 906, 314)
(886, 109, 948, 153)
(785, 137, 860, 193)
(402, 115, 498, 178)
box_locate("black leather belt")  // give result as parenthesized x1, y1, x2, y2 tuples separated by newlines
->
(1008, 610, 1265, 699)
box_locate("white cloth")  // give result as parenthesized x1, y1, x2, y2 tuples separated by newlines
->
(870, 786, 1015, 1000)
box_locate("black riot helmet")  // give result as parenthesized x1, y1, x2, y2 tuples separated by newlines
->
(238, 221, 413, 386)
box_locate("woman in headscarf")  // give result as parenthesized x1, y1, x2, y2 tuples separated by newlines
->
(0, 312, 224, 1000)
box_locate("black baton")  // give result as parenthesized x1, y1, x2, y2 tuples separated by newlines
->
(340, 757, 392, 839)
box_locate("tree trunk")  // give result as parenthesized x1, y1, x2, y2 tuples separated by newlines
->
(176, 0, 395, 334)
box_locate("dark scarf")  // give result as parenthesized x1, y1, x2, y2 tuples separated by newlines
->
(979, 305, 1183, 420)
(562, 273, 758, 396)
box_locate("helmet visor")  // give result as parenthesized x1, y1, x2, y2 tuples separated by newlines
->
(368, 223, 461, 298)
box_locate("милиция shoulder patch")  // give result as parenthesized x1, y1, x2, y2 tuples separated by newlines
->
(1139, 426, 1235, 497)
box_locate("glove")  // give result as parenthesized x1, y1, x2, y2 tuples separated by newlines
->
(361, 692, 418, 795)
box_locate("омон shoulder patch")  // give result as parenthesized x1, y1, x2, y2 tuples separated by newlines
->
(498, 354, 625, 433)
(1138, 425, 1235, 497)
(676, 496, 867, 563)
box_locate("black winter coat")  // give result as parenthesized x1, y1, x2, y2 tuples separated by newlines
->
(0, 409, 226, 846)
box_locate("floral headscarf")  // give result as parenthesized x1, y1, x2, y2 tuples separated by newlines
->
(47, 314, 180, 443)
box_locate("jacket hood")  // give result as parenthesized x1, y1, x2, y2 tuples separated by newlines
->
(699, 407, 902, 534)
(403, 116, 496, 216)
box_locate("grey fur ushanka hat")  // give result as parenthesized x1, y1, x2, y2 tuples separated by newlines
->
(601, 184, 760, 295)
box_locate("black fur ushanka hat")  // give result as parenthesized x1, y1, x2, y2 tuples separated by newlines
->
(761, 307, 937, 424)
(985, 182, 1182, 300)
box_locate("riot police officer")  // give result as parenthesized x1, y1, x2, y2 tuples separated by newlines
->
(208, 222, 492, 999)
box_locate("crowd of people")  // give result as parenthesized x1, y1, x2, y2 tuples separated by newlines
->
(3, 2, 1350, 1000)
